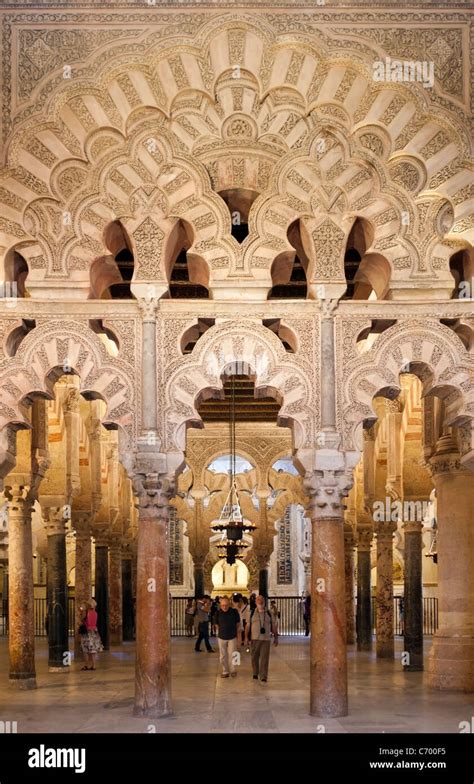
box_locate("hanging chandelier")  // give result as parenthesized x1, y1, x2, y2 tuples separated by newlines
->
(211, 373, 256, 564)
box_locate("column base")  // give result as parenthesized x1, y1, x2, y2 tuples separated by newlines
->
(133, 702, 173, 719)
(376, 641, 394, 659)
(110, 632, 123, 646)
(48, 666, 70, 673)
(310, 696, 348, 719)
(427, 632, 474, 691)
(9, 675, 36, 690)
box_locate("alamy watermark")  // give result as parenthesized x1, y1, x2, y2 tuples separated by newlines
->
(373, 56, 434, 89)
(373, 497, 429, 523)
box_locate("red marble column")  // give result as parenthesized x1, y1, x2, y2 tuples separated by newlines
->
(6, 488, 36, 689)
(109, 537, 123, 645)
(73, 514, 92, 658)
(305, 466, 354, 718)
(134, 479, 172, 718)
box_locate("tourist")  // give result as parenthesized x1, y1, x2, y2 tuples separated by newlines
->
(185, 598, 196, 637)
(216, 595, 241, 678)
(244, 595, 278, 682)
(249, 592, 257, 612)
(194, 596, 214, 653)
(239, 595, 250, 646)
(79, 599, 104, 671)
(269, 600, 280, 626)
(210, 596, 220, 636)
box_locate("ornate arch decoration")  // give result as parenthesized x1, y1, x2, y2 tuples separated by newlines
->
(1, 16, 472, 300)
(0, 320, 136, 451)
(162, 319, 316, 454)
(342, 319, 474, 451)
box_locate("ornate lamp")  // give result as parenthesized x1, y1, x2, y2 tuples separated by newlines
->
(211, 374, 256, 564)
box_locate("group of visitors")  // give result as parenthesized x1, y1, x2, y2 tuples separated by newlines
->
(188, 592, 279, 681)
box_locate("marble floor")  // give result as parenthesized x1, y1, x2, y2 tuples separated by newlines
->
(0, 637, 471, 734)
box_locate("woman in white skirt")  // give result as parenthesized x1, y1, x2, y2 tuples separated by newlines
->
(79, 599, 104, 670)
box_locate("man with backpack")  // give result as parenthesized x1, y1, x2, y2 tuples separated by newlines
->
(244, 595, 278, 682)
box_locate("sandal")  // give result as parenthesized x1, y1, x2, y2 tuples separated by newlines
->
(80, 666, 90, 671)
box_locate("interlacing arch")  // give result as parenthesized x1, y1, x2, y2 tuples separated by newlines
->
(342, 319, 474, 451)
(0, 16, 472, 299)
(163, 320, 316, 452)
(0, 320, 136, 449)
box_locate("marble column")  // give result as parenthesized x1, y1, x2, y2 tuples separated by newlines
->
(6, 488, 36, 688)
(95, 539, 110, 650)
(193, 561, 204, 598)
(134, 475, 173, 718)
(259, 565, 269, 599)
(403, 519, 423, 671)
(109, 537, 123, 645)
(375, 522, 396, 658)
(356, 530, 373, 651)
(45, 507, 69, 672)
(305, 467, 354, 718)
(122, 557, 134, 641)
(2, 567, 9, 632)
(73, 515, 92, 658)
(344, 532, 356, 645)
(428, 436, 474, 690)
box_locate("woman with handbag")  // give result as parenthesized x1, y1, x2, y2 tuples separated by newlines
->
(79, 599, 104, 670)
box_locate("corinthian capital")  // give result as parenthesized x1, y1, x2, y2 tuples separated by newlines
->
(304, 468, 354, 521)
(137, 296, 160, 323)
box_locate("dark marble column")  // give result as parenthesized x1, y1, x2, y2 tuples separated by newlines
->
(6, 489, 36, 688)
(258, 567, 269, 599)
(403, 519, 423, 671)
(344, 532, 356, 645)
(45, 508, 69, 672)
(95, 540, 109, 650)
(193, 562, 204, 598)
(134, 477, 173, 718)
(375, 522, 396, 659)
(356, 530, 373, 651)
(109, 538, 123, 645)
(122, 557, 134, 642)
(2, 567, 9, 633)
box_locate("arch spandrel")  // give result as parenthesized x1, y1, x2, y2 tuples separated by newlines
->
(341, 319, 474, 452)
(1, 16, 472, 299)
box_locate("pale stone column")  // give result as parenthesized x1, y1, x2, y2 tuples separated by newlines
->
(133, 472, 173, 718)
(44, 506, 69, 672)
(5, 487, 36, 688)
(73, 513, 92, 658)
(428, 435, 474, 690)
(304, 465, 355, 718)
(403, 518, 424, 671)
(109, 536, 123, 645)
(375, 521, 396, 658)
(344, 531, 356, 644)
(356, 529, 373, 651)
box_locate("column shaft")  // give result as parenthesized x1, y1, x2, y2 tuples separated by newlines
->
(109, 544, 123, 645)
(74, 529, 91, 658)
(403, 522, 423, 671)
(344, 542, 355, 644)
(311, 516, 347, 717)
(376, 531, 395, 658)
(428, 457, 474, 690)
(8, 497, 36, 688)
(193, 564, 204, 598)
(356, 547, 372, 651)
(122, 558, 134, 641)
(258, 567, 269, 599)
(47, 531, 69, 671)
(95, 544, 110, 650)
(134, 512, 171, 717)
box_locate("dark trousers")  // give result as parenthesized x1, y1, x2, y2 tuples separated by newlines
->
(303, 614, 310, 636)
(251, 640, 271, 679)
(195, 621, 212, 651)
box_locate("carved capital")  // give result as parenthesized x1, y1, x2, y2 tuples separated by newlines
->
(357, 528, 373, 551)
(304, 468, 354, 521)
(63, 388, 81, 414)
(44, 506, 68, 536)
(402, 519, 423, 534)
(373, 519, 397, 539)
(133, 466, 175, 524)
(137, 297, 160, 323)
